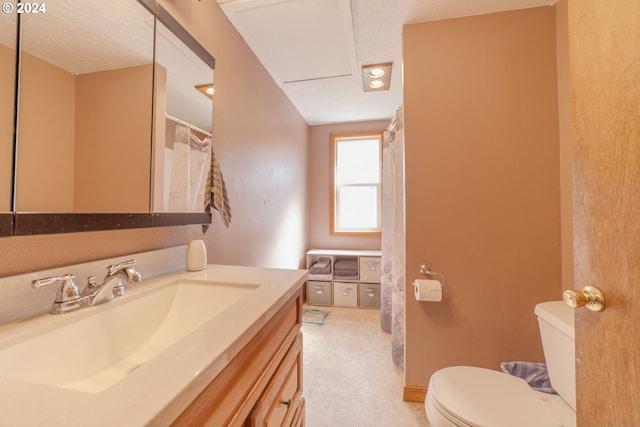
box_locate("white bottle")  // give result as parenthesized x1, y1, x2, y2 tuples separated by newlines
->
(186, 240, 207, 271)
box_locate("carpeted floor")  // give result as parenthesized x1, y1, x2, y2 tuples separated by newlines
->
(301, 305, 429, 427)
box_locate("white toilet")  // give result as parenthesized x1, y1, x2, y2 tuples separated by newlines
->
(425, 301, 576, 427)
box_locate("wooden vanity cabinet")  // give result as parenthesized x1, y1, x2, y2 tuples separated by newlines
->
(171, 288, 304, 427)
(248, 333, 303, 426)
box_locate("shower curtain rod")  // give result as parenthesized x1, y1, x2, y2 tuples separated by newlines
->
(165, 113, 212, 138)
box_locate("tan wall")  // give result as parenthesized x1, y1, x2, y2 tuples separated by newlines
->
(158, 0, 310, 269)
(15, 52, 75, 212)
(556, 0, 573, 291)
(307, 120, 388, 252)
(74, 65, 153, 212)
(403, 7, 562, 388)
(0, 0, 308, 277)
(152, 63, 168, 212)
(0, 44, 15, 212)
(14, 60, 153, 213)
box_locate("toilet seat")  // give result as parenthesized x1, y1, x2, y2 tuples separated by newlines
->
(426, 366, 563, 427)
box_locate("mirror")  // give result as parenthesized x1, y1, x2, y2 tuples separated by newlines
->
(14, 0, 155, 213)
(0, 10, 16, 233)
(7, 1, 214, 235)
(152, 6, 214, 213)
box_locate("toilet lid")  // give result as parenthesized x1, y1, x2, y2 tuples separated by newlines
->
(429, 366, 562, 427)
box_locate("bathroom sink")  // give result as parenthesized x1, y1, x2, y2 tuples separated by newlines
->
(0, 279, 258, 393)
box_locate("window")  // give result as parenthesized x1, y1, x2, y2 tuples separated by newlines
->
(330, 131, 383, 236)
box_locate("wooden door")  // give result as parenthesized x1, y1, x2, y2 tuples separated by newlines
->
(569, 1, 640, 425)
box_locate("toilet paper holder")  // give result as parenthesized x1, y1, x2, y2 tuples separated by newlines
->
(419, 265, 446, 286)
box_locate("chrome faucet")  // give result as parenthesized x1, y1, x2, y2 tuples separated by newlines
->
(82, 260, 142, 306)
(31, 260, 142, 314)
(32, 273, 85, 314)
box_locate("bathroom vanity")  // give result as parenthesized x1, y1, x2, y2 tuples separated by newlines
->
(0, 251, 307, 427)
(172, 286, 304, 426)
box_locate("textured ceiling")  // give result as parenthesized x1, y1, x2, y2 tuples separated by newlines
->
(4, 0, 213, 132)
(19, 0, 154, 75)
(218, 0, 558, 125)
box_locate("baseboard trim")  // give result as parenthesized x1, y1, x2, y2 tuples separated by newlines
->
(403, 385, 427, 403)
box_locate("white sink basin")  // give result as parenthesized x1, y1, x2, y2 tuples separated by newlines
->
(0, 279, 258, 393)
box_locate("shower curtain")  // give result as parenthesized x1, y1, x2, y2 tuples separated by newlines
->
(168, 124, 212, 212)
(380, 106, 406, 369)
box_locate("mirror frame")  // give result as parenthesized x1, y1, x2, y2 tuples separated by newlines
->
(0, 214, 11, 237)
(9, 0, 214, 236)
(1, 9, 17, 237)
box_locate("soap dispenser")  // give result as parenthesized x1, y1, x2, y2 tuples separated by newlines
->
(186, 240, 207, 271)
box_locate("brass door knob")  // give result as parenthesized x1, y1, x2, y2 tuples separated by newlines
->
(563, 286, 605, 312)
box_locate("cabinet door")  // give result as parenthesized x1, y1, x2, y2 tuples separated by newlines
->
(249, 333, 303, 427)
(172, 291, 302, 427)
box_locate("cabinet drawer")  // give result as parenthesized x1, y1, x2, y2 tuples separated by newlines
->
(249, 333, 303, 427)
(291, 397, 305, 427)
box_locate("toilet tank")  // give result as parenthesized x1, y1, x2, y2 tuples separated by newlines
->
(535, 301, 575, 410)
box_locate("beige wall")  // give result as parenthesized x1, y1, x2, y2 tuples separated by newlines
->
(158, 0, 310, 270)
(556, 0, 573, 290)
(74, 65, 153, 212)
(0, 44, 15, 212)
(152, 64, 168, 212)
(0, 0, 309, 277)
(307, 120, 388, 252)
(403, 7, 562, 388)
(15, 59, 153, 213)
(15, 52, 75, 212)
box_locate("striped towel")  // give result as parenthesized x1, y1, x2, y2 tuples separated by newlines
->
(500, 361, 557, 394)
(203, 147, 231, 232)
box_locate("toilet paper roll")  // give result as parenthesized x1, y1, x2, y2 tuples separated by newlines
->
(413, 279, 442, 302)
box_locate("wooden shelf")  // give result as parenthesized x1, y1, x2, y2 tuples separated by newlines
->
(306, 249, 382, 309)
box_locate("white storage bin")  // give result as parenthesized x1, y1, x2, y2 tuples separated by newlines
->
(307, 281, 332, 306)
(359, 256, 381, 283)
(332, 282, 358, 307)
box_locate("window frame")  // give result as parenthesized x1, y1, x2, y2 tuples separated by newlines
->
(329, 130, 383, 237)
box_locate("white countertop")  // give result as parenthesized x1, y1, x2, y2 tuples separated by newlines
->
(0, 264, 307, 427)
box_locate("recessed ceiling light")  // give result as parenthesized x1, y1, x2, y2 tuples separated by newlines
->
(368, 68, 385, 79)
(195, 83, 214, 100)
(362, 62, 392, 92)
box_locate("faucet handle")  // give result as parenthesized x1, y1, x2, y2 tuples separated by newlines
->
(107, 259, 136, 276)
(32, 273, 81, 303)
